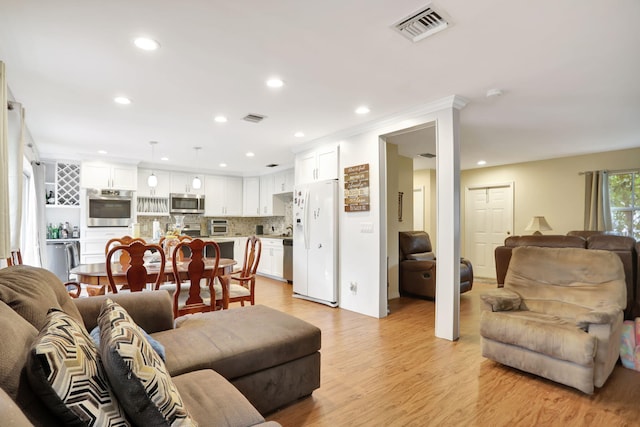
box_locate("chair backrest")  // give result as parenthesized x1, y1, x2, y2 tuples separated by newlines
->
(506, 246, 626, 320)
(172, 238, 220, 317)
(105, 236, 146, 267)
(239, 236, 262, 277)
(399, 231, 433, 261)
(106, 241, 165, 293)
(7, 249, 23, 266)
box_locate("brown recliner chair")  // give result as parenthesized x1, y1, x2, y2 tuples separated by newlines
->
(398, 231, 473, 299)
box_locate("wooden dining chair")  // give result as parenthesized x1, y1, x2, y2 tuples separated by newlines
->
(106, 241, 165, 293)
(105, 236, 146, 267)
(168, 239, 222, 318)
(6, 249, 23, 266)
(224, 235, 262, 307)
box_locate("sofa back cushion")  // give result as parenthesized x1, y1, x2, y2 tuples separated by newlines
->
(504, 235, 587, 248)
(0, 265, 83, 330)
(0, 301, 63, 426)
(505, 246, 626, 320)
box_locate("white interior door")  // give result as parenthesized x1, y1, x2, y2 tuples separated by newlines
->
(413, 186, 424, 231)
(465, 183, 513, 279)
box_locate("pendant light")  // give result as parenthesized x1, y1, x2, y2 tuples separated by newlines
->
(192, 146, 202, 190)
(147, 141, 158, 187)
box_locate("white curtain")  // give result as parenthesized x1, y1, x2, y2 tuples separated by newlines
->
(7, 101, 24, 251)
(31, 161, 47, 267)
(584, 170, 612, 231)
(0, 62, 10, 259)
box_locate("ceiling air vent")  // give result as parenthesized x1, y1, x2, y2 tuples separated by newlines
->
(243, 113, 267, 123)
(393, 5, 449, 42)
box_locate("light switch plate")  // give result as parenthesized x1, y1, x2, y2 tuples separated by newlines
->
(360, 222, 373, 233)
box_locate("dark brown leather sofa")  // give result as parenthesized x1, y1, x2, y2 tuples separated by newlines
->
(494, 233, 639, 319)
(399, 231, 473, 299)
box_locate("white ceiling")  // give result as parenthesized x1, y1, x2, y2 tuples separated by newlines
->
(1, 1, 639, 176)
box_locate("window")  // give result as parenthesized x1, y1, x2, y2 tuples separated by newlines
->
(608, 171, 640, 239)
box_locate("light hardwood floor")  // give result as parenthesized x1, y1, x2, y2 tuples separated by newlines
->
(248, 277, 640, 427)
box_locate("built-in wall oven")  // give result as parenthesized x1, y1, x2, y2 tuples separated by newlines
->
(86, 189, 133, 227)
(209, 219, 229, 236)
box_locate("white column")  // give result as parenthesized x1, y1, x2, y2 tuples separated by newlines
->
(435, 107, 461, 341)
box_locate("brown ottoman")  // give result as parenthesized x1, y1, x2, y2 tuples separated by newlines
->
(152, 305, 321, 415)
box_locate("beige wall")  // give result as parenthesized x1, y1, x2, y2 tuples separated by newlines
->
(386, 145, 415, 299)
(460, 147, 640, 245)
(413, 168, 437, 249)
(415, 147, 640, 257)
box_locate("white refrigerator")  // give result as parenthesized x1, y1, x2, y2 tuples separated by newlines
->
(293, 179, 339, 307)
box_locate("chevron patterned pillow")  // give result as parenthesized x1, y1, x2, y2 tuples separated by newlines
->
(27, 308, 130, 426)
(98, 299, 196, 427)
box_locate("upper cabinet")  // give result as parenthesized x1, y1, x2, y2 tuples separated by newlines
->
(137, 168, 171, 197)
(273, 169, 294, 194)
(259, 175, 284, 216)
(294, 144, 339, 185)
(242, 177, 261, 216)
(204, 175, 243, 217)
(81, 162, 137, 190)
(170, 172, 205, 195)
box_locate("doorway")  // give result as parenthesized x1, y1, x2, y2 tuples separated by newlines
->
(465, 183, 514, 279)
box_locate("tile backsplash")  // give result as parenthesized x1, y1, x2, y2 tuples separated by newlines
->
(137, 199, 293, 238)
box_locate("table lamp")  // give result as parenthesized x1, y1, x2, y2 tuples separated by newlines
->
(525, 216, 552, 235)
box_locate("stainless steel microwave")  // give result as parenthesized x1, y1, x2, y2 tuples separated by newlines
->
(170, 193, 205, 214)
(86, 189, 133, 227)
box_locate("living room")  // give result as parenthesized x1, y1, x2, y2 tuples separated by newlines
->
(1, 1, 640, 425)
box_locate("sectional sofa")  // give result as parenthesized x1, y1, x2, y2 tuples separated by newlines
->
(0, 265, 321, 426)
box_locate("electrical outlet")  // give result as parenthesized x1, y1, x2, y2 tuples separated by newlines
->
(350, 281, 357, 294)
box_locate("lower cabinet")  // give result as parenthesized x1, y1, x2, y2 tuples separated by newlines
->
(257, 238, 284, 280)
(80, 227, 130, 264)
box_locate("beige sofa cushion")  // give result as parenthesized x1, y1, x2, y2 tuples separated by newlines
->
(173, 370, 266, 427)
(481, 310, 597, 366)
(0, 266, 83, 330)
(154, 305, 321, 379)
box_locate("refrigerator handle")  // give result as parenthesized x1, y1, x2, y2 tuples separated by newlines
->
(303, 189, 311, 250)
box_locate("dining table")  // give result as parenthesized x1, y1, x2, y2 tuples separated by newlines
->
(70, 258, 237, 308)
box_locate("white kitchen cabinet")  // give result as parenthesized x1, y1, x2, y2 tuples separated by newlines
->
(273, 169, 294, 194)
(44, 161, 81, 206)
(294, 143, 339, 185)
(137, 168, 171, 197)
(81, 162, 137, 190)
(259, 175, 285, 217)
(243, 177, 261, 216)
(257, 238, 284, 279)
(170, 171, 205, 195)
(233, 236, 248, 267)
(79, 227, 129, 264)
(205, 175, 243, 216)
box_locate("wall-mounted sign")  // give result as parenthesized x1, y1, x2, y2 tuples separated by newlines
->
(344, 163, 370, 212)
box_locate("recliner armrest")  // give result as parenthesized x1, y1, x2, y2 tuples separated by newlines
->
(575, 306, 622, 330)
(480, 289, 521, 312)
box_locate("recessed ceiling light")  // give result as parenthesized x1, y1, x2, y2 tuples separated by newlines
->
(160, 156, 169, 161)
(246, 152, 255, 157)
(477, 160, 487, 165)
(98, 150, 107, 155)
(133, 37, 160, 51)
(219, 163, 227, 167)
(294, 132, 305, 138)
(214, 115, 228, 123)
(266, 78, 284, 88)
(114, 96, 131, 105)
(355, 106, 370, 115)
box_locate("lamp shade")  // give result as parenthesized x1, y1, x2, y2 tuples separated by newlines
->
(192, 176, 202, 190)
(525, 216, 552, 235)
(147, 172, 158, 188)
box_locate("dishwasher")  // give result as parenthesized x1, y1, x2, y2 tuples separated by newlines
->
(283, 239, 293, 282)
